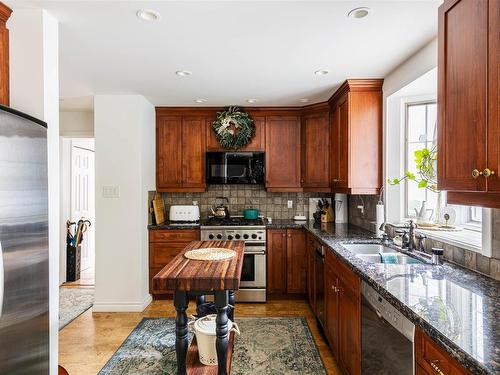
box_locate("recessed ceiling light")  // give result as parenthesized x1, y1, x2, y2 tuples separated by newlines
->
(348, 7, 370, 19)
(299, 98, 309, 103)
(194, 99, 207, 103)
(175, 70, 192, 77)
(314, 70, 329, 76)
(247, 99, 258, 103)
(136, 9, 161, 22)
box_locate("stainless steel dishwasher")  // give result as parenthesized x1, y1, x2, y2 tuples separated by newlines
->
(361, 281, 415, 375)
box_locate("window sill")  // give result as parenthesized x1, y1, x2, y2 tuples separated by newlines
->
(415, 227, 482, 253)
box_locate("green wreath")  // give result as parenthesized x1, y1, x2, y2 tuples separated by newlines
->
(212, 106, 255, 149)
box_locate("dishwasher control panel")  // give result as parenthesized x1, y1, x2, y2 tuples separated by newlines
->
(361, 282, 415, 342)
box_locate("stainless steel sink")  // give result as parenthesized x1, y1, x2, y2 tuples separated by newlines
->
(342, 243, 423, 265)
(357, 253, 423, 265)
(342, 243, 396, 255)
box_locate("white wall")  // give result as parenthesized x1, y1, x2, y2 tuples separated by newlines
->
(8, 9, 60, 374)
(383, 38, 437, 222)
(60, 110, 94, 137)
(93, 95, 155, 312)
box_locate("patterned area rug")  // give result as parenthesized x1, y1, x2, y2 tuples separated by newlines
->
(59, 287, 94, 330)
(98, 317, 326, 375)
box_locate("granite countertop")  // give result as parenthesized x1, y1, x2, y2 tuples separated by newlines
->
(298, 221, 499, 375)
(149, 218, 499, 373)
(148, 221, 200, 230)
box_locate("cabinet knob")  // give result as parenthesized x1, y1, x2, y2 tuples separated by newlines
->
(430, 360, 445, 375)
(282, 233, 286, 237)
(472, 169, 481, 179)
(483, 168, 495, 178)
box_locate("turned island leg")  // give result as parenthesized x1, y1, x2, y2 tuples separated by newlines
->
(174, 291, 189, 375)
(228, 290, 235, 321)
(214, 291, 229, 375)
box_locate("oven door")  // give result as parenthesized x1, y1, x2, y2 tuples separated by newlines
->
(240, 246, 266, 288)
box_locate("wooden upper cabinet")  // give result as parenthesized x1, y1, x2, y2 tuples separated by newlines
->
(0, 3, 12, 106)
(181, 117, 206, 188)
(329, 79, 383, 195)
(286, 229, 306, 294)
(266, 229, 287, 293)
(437, 0, 488, 192)
(156, 112, 206, 192)
(439, 0, 500, 208)
(302, 109, 330, 191)
(265, 115, 302, 191)
(207, 115, 265, 151)
(156, 116, 183, 190)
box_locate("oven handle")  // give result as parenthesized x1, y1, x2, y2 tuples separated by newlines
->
(244, 250, 266, 255)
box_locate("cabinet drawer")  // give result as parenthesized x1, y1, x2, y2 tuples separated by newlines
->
(415, 329, 470, 375)
(149, 229, 199, 243)
(150, 242, 188, 268)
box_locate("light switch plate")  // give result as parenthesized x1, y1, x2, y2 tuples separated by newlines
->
(102, 185, 120, 198)
(287, 200, 293, 208)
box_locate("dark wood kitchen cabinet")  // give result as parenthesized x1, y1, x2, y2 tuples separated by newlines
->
(329, 79, 383, 195)
(267, 229, 306, 294)
(267, 229, 288, 293)
(0, 3, 12, 106)
(306, 234, 316, 312)
(438, 0, 500, 208)
(302, 108, 330, 192)
(415, 328, 470, 375)
(265, 115, 302, 191)
(207, 115, 265, 151)
(156, 114, 206, 192)
(149, 229, 200, 296)
(325, 250, 361, 375)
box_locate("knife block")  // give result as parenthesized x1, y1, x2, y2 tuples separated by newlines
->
(321, 206, 334, 223)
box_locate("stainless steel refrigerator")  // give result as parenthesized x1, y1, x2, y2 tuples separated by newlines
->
(0, 105, 49, 373)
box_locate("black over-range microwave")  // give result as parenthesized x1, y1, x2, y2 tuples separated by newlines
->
(206, 152, 265, 184)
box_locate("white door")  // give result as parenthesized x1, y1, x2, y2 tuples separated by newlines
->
(70, 140, 95, 273)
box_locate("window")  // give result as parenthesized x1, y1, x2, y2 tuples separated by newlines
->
(404, 101, 438, 219)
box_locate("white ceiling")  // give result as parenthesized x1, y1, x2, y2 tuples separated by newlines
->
(6, 1, 441, 110)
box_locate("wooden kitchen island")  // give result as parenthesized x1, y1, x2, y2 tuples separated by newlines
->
(153, 240, 245, 375)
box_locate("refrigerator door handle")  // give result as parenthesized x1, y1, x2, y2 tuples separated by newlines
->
(0, 240, 3, 318)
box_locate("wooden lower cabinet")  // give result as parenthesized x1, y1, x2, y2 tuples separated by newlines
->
(149, 229, 200, 296)
(267, 229, 306, 295)
(324, 250, 361, 375)
(415, 328, 470, 375)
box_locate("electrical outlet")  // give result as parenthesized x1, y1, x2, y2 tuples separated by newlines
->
(288, 200, 293, 209)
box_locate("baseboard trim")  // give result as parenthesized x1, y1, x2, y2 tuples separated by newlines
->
(93, 294, 152, 312)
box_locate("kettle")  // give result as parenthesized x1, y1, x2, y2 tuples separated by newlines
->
(414, 200, 434, 224)
(210, 197, 230, 219)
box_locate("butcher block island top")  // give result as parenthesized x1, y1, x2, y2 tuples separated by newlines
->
(153, 240, 245, 292)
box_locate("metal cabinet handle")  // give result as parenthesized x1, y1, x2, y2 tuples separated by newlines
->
(333, 179, 339, 182)
(483, 168, 495, 178)
(430, 360, 445, 375)
(472, 169, 481, 179)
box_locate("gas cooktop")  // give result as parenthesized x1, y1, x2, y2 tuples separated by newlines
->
(202, 216, 265, 227)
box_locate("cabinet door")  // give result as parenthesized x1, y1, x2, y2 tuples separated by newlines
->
(267, 230, 287, 293)
(265, 116, 301, 190)
(338, 277, 361, 375)
(336, 98, 350, 190)
(286, 229, 306, 294)
(306, 236, 316, 312)
(437, 0, 488, 192)
(156, 116, 182, 190)
(181, 117, 206, 189)
(324, 265, 339, 360)
(207, 116, 265, 151)
(487, 0, 500, 192)
(302, 112, 330, 190)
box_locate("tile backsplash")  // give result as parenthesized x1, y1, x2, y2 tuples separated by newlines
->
(160, 184, 331, 219)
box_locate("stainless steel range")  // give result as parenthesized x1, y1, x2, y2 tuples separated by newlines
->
(201, 216, 266, 302)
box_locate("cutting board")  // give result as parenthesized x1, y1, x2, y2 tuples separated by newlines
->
(152, 193, 166, 225)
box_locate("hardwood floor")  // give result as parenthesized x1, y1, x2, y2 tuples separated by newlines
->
(59, 299, 342, 375)
(63, 267, 95, 287)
